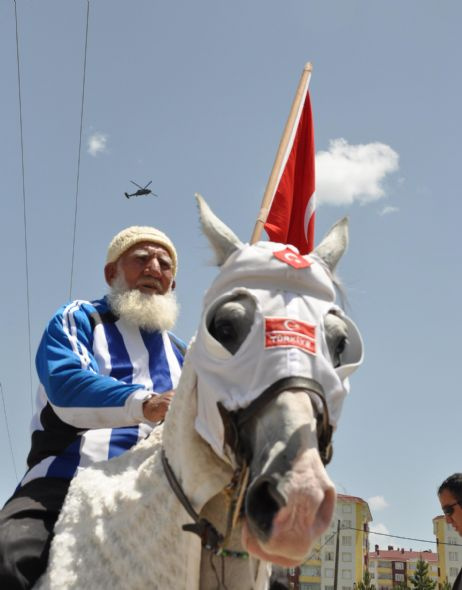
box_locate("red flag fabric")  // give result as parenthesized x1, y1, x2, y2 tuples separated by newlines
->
(264, 90, 315, 254)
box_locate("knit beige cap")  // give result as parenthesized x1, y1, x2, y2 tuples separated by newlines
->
(106, 226, 178, 276)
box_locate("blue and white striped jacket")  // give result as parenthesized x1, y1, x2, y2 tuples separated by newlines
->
(20, 297, 184, 486)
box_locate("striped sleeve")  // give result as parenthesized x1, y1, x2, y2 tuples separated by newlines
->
(36, 301, 148, 429)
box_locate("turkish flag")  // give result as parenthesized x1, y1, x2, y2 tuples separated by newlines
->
(264, 90, 315, 254)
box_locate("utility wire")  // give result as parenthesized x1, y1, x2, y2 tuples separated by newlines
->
(69, 0, 90, 300)
(14, 0, 34, 412)
(0, 383, 18, 481)
(346, 527, 462, 548)
(306, 530, 340, 561)
(308, 526, 462, 564)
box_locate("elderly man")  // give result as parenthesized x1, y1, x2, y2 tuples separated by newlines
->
(0, 226, 185, 590)
(438, 473, 462, 590)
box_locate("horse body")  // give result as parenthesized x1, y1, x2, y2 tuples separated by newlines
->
(35, 196, 363, 590)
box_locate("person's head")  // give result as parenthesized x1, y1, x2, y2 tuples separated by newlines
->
(104, 226, 179, 332)
(438, 473, 462, 535)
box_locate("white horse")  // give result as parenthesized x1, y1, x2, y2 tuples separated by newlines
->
(35, 195, 363, 590)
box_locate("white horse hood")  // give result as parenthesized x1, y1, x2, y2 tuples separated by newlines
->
(189, 240, 364, 462)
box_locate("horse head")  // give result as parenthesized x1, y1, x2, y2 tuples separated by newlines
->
(189, 194, 364, 567)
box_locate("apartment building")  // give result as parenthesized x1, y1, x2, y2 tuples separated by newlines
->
(296, 494, 372, 590)
(368, 547, 438, 590)
(433, 515, 462, 587)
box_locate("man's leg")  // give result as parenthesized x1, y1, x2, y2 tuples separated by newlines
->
(0, 478, 70, 590)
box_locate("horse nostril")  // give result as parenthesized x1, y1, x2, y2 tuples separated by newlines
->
(246, 476, 287, 539)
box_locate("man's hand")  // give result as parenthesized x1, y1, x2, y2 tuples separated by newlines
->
(142, 391, 174, 422)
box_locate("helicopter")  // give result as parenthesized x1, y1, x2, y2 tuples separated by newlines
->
(124, 180, 158, 199)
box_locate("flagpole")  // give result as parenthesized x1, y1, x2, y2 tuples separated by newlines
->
(250, 62, 312, 244)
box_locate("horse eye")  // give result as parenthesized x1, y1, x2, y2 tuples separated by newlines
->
(213, 320, 236, 343)
(336, 337, 346, 356)
(206, 296, 256, 355)
(333, 337, 347, 367)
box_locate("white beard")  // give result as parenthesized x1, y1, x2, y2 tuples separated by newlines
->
(107, 275, 179, 332)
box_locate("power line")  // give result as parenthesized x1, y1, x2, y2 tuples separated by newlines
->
(306, 530, 340, 561)
(0, 383, 18, 481)
(13, 0, 34, 412)
(69, 0, 90, 300)
(346, 526, 462, 548)
(309, 526, 462, 563)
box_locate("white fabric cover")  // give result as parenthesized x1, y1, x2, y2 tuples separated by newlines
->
(189, 241, 363, 461)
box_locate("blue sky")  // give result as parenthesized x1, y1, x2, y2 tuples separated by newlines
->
(1, 0, 460, 552)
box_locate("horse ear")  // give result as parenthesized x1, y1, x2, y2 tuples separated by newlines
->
(314, 217, 349, 272)
(195, 193, 243, 266)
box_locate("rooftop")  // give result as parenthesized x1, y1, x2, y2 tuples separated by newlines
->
(338, 493, 368, 505)
(369, 548, 437, 562)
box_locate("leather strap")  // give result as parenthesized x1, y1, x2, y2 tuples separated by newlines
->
(231, 377, 334, 465)
(161, 449, 225, 551)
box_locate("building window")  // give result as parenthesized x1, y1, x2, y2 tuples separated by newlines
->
(342, 536, 353, 546)
(395, 574, 405, 582)
(449, 552, 459, 562)
(341, 586, 351, 590)
(325, 552, 335, 561)
(450, 568, 459, 576)
(325, 569, 334, 578)
(342, 553, 352, 562)
(300, 584, 321, 590)
(301, 566, 321, 577)
(342, 520, 352, 529)
(395, 562, 404, 570)
(378, 561, 390, 568)
(325, 586, 334, 590)
(342, 570, 352, 580)
(342, 504, 353, 513)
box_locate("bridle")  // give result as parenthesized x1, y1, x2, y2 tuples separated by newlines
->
(161, 375, 334, 558)
(222, 376, 333, 467)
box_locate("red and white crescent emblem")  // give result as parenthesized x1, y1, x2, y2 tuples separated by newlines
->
(273, 248, 311, 269)
(284, 319, 298, 331)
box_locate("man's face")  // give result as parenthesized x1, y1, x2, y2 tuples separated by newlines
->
(439, 488, 462, 535)
(105, 241, 175, 295)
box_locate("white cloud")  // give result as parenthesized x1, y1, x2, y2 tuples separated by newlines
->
(379, 205, 399, 216)
(87, 132, 108, 156)
(315, 138, 399, 206)
(369, 522, 390, 550)
(368, 495, 389, 511)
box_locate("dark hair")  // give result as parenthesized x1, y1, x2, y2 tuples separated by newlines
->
(438, 473, 462, 502)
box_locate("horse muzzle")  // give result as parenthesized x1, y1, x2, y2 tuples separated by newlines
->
(243, 443, 336, 565)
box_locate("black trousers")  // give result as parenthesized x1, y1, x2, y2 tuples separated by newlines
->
(0, 478, 70, 590)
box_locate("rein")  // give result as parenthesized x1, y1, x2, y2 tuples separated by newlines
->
(161, 449, 249, 558)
